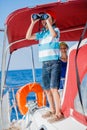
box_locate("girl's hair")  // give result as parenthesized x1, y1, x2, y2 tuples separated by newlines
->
(60, 42, 69, 49)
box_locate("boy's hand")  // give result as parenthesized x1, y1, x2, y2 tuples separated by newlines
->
(31, 15, 39, 24)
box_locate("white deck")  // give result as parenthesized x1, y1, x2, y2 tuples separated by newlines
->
(29, 107, 87, 130)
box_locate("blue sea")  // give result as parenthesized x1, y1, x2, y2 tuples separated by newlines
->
(0, 69, 43, 121)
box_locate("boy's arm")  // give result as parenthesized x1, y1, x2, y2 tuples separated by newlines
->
(26, 22, 36, 40)
(46, 17, 57, 38)
(26, 16, 39, 40)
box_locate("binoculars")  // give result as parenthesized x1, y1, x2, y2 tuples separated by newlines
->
(32, 13, 49, 20)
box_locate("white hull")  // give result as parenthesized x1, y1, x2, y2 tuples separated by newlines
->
(1, 106, 87, 130)
(22, 107, 87, 130)
(1, 92, 10, 130)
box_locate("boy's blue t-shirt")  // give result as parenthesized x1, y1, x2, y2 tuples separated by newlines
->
(35, 27, 60, 62)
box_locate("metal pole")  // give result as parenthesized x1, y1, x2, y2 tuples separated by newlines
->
(0, 26, 7, 130)
(12, 88, 19, 120)
(0, 26, 7, 99)
(30, 46, 36, 82)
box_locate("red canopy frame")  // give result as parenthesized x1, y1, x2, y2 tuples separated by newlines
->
(5, 0, 87, 53)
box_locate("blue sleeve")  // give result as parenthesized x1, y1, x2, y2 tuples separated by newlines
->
(35, 32, 43, 40)
(35, 32, 40, 40)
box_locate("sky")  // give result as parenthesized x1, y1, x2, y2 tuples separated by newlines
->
(0, 0, 68, 70)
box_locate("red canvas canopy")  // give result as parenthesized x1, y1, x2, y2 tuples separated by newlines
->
(62, 38, 87, 125)
(5, 0, 87, 53)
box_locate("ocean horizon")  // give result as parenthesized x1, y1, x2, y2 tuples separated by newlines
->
(0, 68, 42, 87)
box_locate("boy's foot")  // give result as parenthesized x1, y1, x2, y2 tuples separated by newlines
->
(42, 111, 55, 118)
(47, 113, 64, 123)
